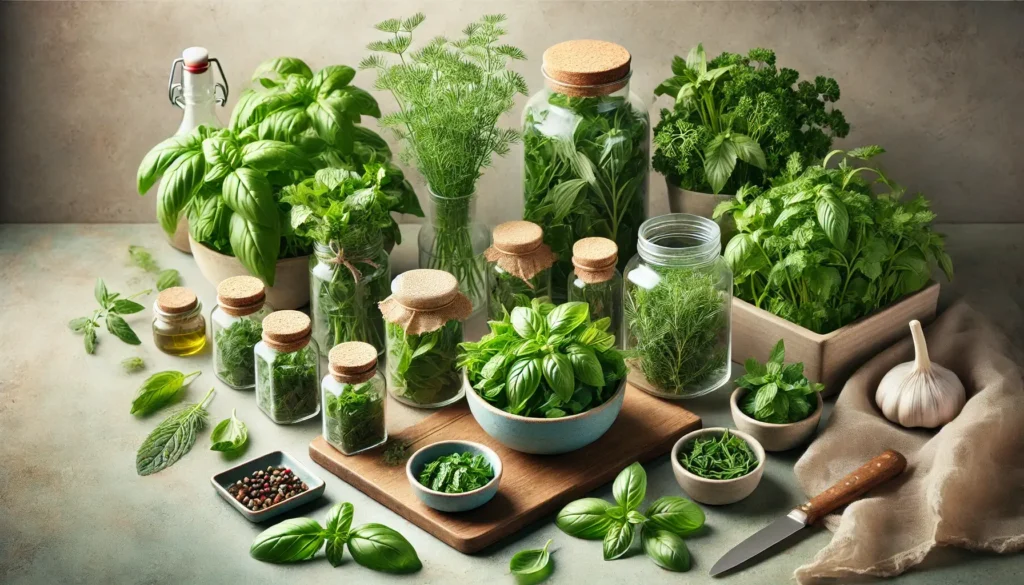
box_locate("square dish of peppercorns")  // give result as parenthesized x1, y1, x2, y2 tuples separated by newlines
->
(211, 451, 326, 522)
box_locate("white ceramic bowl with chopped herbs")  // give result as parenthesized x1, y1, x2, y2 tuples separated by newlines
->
(406, 440, 502, 513)
(670, 427, 765, 505)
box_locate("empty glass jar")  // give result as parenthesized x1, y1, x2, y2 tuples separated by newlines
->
(322, 341, 387, 456)
(255, 310, 320, 424)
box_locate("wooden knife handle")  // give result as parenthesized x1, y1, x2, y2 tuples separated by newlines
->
(798, 450, 906, 525)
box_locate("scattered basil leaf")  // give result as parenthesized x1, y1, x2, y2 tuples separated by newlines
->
(642, 529, 690, 572)
(250, 517, 326, 563)
(84, 327, 97, 354)
(346, 523, 422, 574)
(644, 496, 705, 535)
(111, 299, 145, 315)
(509, 539, 554, 585)
(209, 409, 248, 452)
(95, 278, 109, 306)
(555, 498, 617, 540)
(121, 356, 146, 374)
(324, 502, 354, 567)
(106, 313, 141, 345)
(602, 521, 634, 560)
(612, 462, 647, 511)
(70, 280, 150, 354)
(68, 317, 91, 332)
(156, 269, 181, 291)
(131, 370, 201, 416)
(136, 388, 214, 476)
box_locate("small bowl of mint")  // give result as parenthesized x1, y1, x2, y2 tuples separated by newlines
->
(671, 427, 765, 505)
(406, 440, 502, 513)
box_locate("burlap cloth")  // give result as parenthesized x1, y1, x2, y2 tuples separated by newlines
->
(793, 303, 1024, 583)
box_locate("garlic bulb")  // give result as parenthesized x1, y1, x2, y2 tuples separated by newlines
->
(875, 320, 966, 429)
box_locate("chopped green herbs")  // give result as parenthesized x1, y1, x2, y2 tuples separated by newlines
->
(136, 388, 214, 476)
(678, 431, 759, 480)
(738, 340, 824, 423)
(524, 92, 648, 302)
(459, 299, 627, 418)
(324, 381, 386, 455)
(418, 452, 494, 493)
(381, 440, 409, 467)
(69, 278, 150, 354)
(214, 318, 263, 389)
(256, 346, 319, 424)
(386, 321, 462, 407)
(121, 356, 146, 374)
(624, 270, 728, 396)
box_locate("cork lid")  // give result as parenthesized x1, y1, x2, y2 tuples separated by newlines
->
(156, 287, 199, 314)
(328, 342, 377, 383)
(492, 221, 544, 255)
(390, 269, 460, 311)
(261, 310, 311, 351)
(543, 40, 631, 95)
(573, 237, 618, 283)
(216, 276, 266, 316)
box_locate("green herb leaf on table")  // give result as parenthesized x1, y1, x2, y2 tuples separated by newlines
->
(156, 269, 181, 291)
(612, 462, 647, 511)
(209, 409, 248, 452)
(417, 452, 494, 494)
(737, 340, 824, 423)
(324, 502, 354, 567)
(136, 388, 214, 476)
(346, 523, 422, 574)
(602, 521, 634, 560)
(510, 539, 554, 585)
(644, 496, 705, 536)
(250, 517, 326, 563)
(69, 279, 151, 354)
(130, 370, 201, 416)
(128, 245, 160, 273)
(641, 529, 690, 572)
(555, 498, 617, 540)
(381, 440, 409, 467)
(120, 356, 146, 374)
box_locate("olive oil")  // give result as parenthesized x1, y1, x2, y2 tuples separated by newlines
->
(152, 287, 208, 356)
(153, 329, 207, 356)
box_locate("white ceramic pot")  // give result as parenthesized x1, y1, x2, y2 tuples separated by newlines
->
(730, 388, 823, 451)
(166, 216, 192, 254)
(189, 235, 310, 309)
(671, 427, 765, 505)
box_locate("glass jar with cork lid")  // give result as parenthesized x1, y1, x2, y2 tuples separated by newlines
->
(255, 310, 320, 424)
(380, 269, 472, 408)
(484, 220, 555, 319)
(522, 39, 650, 303)
(568, 237, 623, 348)
(212, 276, 273, 390)
(322, 341, 387, 456)
(152, 287, 207, 356)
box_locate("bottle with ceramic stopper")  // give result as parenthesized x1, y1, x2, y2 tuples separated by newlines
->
(212, 276, 273, 390)
(568, 237, 623, 348)
(484, 220, 556, 320)
(152, 287, 207, 356)
(323, 342, 387, 455)
(255, 311, 320, 424)
(380, 269, 472, 408)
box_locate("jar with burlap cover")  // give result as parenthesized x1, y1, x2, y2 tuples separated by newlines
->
(379, 269, 471, 408)
(522, 39, 650, 304)
(212, 276, 273, 390)
(484, 220, 556, 319)
(322, 341, 387, 455)
(254, 310, 321, 424)
(568, 237, 624, 348)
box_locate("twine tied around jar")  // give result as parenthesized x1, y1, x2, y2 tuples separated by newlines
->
(379, 269, 472, 336)
(484, 221, 556, 288)
(325, 240, 380, 283)
(572, 237, 618, 284)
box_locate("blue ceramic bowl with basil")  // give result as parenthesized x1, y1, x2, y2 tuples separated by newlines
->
(465, 373, 627, 454)
(406, 440, 502, 513)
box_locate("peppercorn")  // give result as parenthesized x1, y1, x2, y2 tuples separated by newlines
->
(225, 464, 310, 511)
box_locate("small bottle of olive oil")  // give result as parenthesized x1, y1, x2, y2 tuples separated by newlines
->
(152, 287, 207, 356)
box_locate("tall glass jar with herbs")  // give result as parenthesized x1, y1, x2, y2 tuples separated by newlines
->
(484, 220, 556, 319)
(568, 237, 623, 348)
(310, 231, 390, 359)
(417, 189, 491, 316)
(380, 269, 472, 408)
(212, 276, 272, 390)
(322, 341, 387, 456)
(255, 310, 320, 424)
(623, 214, 732, 399)
(152, 287, 207, 356)
(523, 39, 650, 303)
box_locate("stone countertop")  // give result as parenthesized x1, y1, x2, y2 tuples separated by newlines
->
(1, 224, 1021, 585)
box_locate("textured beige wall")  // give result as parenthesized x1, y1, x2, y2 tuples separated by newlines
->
(1, 1, 1022, 226)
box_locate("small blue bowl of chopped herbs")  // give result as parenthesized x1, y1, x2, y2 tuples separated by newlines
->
(406, 440, 502, 513)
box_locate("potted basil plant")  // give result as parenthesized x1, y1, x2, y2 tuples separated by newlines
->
(652, 44, 849, 239)
(458, 298, 629, 454)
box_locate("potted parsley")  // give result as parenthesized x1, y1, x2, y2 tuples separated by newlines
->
(716, 147, 953, 392)
(652, 44, 849, 236)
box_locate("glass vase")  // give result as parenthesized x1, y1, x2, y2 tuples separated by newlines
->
(417, 187, 490, 316)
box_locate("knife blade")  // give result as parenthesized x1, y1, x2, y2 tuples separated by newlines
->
(710, 449, 907, 577)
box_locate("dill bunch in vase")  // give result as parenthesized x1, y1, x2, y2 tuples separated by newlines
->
(361, 13, 528, 313)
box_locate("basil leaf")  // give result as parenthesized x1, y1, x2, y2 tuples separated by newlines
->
(209, 409, 248, 452)
(542, 353, 574, 403)
(509, 539, 553, 585)
(157, 150, 205, 235)
(84, 327, 97, 354)
(156, 269, 181, 291)
(131, 370, 199, 416)
(313, 65, 356, 98)
(105, 313, 141, 346)
(324, 502, 354, 567)
(612, 462, 647, 512)
(511, 306, 543, 339)
(94, 278, 108, 306)
(307, 100, 351, 148)
(346, 523, 422, 574)
(240, 140, 314, 173)
(546, 302, 589, 336)
(256, 108, 310, 142)
(111, 299, 145, 315)
(605, 505, 625, 521)
(222, 168, 279, 227)
(328, 86, 382, 118)
(626, 511, 646, 524)
(250, 517, 326, 563)
(566, 344, 605, 387)
(228, 213, 280, 286)
(68, 317, 91, 332)
(768, 339, 786, 365)
(642, 529, 690, 572)
(815, 193, 849, 250)
(602, 521, 634, 560)
(507, 358, 541, 415)
(644, 496, 705, 535)
(555, 498, 616, 540)
(251, 57, 313, 83)
(137, 134, 195, 194)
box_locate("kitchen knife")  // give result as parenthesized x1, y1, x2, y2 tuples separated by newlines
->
(710, 449, 907, 577)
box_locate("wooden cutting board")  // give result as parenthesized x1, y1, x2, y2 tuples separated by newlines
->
(309, 384, 701, 553)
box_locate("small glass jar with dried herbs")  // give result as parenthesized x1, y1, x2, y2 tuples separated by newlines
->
(568, 237, 623, 348)
(322, 341, 387, 456)
(380, 269, 472, 408)
(485, 220, 555, 319)
(255, 310, 320, 424)
(211, 276, 273, 390)
(152, 286, 207, 356)
(624, 214, 732, 399)
(523, 39, 650, 303)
